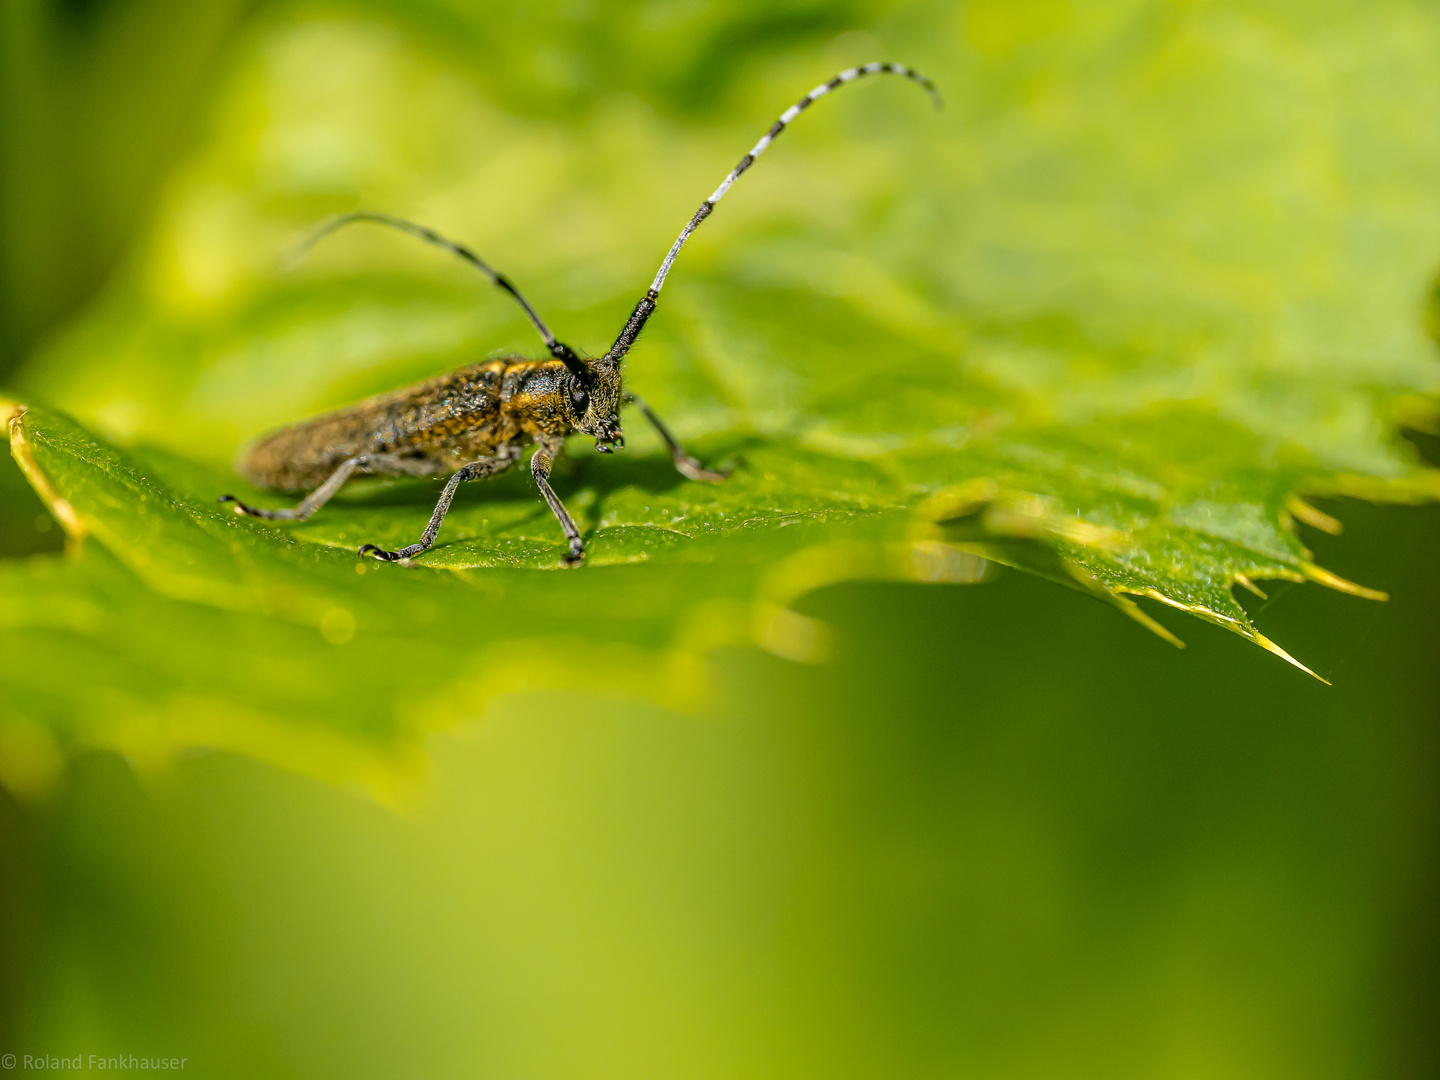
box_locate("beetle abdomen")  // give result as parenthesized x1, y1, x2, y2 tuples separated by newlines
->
(241, 359, 512, 491)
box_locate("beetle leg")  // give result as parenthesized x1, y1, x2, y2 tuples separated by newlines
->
(623, 392, 728, 482)
(530, 441, 586, 566)
(359, 451, 519, 562)
(222, 455, 364, 521)
(221, 453, 438, 521)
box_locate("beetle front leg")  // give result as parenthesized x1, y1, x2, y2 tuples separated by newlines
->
(530, 442, 586, 566)
(623, 392, 728, 482)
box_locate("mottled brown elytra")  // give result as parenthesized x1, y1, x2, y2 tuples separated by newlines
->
(221, 63, 941, 565)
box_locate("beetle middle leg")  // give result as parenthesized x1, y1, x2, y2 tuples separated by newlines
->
(623, 392, 728, 482)
(370, 442, 586, 567)
(359, 449, 521, 562)
(220, 453, 439, 521)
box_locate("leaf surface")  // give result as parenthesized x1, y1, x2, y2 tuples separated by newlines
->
(5, 0, 1440, 788)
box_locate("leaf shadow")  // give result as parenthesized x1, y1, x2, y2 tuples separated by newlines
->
(331, 432, 761, 513)
(326, 432, 764, 556)
(566, 433, 760, 500)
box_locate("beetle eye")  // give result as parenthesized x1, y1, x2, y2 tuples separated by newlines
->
(570, 385, 590, 418)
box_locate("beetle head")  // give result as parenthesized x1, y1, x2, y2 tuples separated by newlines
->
(563, 354, 624, 452)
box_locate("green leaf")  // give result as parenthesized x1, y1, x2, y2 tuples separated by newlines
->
(4, 398, 986, 795)
(5, 1, 1440, 788)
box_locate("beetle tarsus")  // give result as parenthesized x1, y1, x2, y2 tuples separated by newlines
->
(675, 456, 729, 484)
(358, 543, 400, 561)
(219, 494, 260, 516)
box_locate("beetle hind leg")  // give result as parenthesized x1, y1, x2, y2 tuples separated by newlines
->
(222, 455, 367, 522)
(219, 494, 280, 519)
(222, 453, 440, 523)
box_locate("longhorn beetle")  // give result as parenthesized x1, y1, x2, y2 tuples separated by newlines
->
(221, 63, 941, 564)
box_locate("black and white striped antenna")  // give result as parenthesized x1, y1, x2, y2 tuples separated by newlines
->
(292, 210, 591, 380)
(604, 62, 941, 364)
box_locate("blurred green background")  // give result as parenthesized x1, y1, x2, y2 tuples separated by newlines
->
(3, 1, 1440, 1077)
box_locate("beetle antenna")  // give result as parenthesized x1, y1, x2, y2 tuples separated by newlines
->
(604, 62, 940, 364)
(292, 211, 591, 380)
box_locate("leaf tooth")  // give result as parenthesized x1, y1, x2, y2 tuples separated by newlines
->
(1109, 593, 1186, 649)
(1299, 561, 1388, 602)
(1233, 572, 1268, 599)
(1285, 496, 1343, 535)
(1119, 586, 1327, 681)
(1248, 631, 1330, 685)
(1060, 565, 1187, 649)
